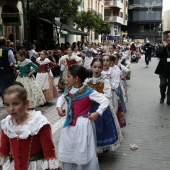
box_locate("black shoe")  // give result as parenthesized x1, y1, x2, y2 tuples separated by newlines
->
(167, 101, 170, 105)
(160, 98, 164, 103)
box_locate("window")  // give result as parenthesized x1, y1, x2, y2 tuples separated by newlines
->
(132, 10, 162, 21)
(120, 12, 123, 18)
(104, 9, 111, 16)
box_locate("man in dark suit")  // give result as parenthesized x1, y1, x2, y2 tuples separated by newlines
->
(143, 40, 154, 68)
(0, 37, 16, 98)
(155, 36, 170, 104)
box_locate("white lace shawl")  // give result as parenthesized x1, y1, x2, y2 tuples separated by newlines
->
(17, 59, 32, 67)
(36, 57, 51, 65)
(1, 111, 49, 139)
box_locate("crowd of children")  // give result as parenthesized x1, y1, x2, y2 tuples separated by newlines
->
(0, 40, 132, 170)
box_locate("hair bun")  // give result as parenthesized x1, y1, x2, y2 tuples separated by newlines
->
(12, 81, 24, 87)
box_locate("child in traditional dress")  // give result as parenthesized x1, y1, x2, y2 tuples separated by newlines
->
(102, 55, 126, 128)
(15, 51, 46, 108)
(101, 55, 120, 113)
(85, 58, 123, 152)
(36, 50, 58, 102)
(0, 84, 61, 170)
(58, 46, 82, 91)
(56, 65, 109, 170)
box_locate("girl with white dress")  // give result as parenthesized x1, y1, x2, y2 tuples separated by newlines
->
(56, 65, 109, 170)
(36, 50, 58, 102)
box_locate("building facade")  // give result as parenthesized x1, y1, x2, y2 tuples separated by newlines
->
(104, 0, 128, 41)
(128, 0, 162, 44)
(162, 10, 170, 41)
(0, 0, 24, 42)
(76, 0, 105, 43)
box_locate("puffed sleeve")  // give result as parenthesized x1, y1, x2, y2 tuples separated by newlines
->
(0, 130, 10, 165)
(103, 78, 112, 100)
(38, 124, 59, 169)
(110, 68, 120, 90)
(89, 91, 109, 115)
(56, 94, 66, 108)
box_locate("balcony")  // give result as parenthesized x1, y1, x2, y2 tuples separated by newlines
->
(105, 0, 123, 9)
(105, 15, 123, 25)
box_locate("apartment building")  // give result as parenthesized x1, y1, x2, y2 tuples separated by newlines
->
(0, 0, 24, 41)
(162, 10, 170, 41)
(128, 0, 162, 44)
(104, 0, 128, 41)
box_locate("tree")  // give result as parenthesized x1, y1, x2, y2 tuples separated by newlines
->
(73, 10, 110, 42)
(94, 19, 111, 36)
(29, 0, 82, 44)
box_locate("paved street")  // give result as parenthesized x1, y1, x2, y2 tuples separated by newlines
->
(0, 56, 170, 170)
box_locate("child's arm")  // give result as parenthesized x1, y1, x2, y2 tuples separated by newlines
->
(56, 94, 66, 117)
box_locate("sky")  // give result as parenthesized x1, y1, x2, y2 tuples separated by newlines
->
(163, 0, 170, 12)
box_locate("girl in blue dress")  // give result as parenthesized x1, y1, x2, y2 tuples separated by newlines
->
(85, 57, 123, 152)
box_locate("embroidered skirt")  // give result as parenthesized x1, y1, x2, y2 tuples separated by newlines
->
(90, 103, 123, 152)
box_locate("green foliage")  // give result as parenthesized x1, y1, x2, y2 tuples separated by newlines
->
(95, 19, 111, 35)
(73, 10, 111, 35)
(30, 0, 82, 21)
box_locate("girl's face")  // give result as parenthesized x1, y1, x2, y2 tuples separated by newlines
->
(91, 61, 103, 78)
(3, 93, 29, 120)
(74, 46, 78, 52)
(109, 46, 114, 53)
(40, 52, 47, 60)
(102, 56, 110, 70)
(116, 47, 119, 51)
(66, 71, 78, 86)
(67, 48, 73, 56)
(16, 54, 25, 62)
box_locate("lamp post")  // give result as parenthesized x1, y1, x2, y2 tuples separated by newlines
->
(23, 0, 30, 48)
(158, 29, 162, 44)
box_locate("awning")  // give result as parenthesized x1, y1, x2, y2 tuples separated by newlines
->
(36, 17, 88, 36)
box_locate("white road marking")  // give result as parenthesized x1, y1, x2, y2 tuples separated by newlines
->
(51, 117, 65, 134)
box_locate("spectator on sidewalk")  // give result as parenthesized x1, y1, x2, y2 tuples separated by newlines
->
(155, 36, 170, 105)
(0, 37, 16, 98)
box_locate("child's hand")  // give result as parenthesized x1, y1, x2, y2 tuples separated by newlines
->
(88, 112, 100, 121)
(57, 107, 66, 117)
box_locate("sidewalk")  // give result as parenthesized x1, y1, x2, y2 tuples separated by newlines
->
(0, 56, 170, 170)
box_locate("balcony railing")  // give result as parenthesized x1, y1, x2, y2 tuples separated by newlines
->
(105, 15, 123, 24)
(105, 0, 123, 9)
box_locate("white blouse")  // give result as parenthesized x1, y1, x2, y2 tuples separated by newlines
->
(59, 54, 82, 63)
(56, 86, 109, 115)
(102, 66, 121, 90)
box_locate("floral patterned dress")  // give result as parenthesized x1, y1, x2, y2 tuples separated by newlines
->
(16, 59, 46, 108)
